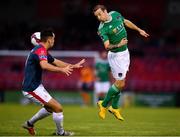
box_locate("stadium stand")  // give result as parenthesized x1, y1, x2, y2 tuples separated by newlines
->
(0, 0, 179, 93)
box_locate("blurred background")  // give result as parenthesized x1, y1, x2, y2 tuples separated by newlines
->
(0, 0, 180, 107)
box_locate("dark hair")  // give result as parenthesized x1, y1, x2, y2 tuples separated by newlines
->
(93, 4, 107, 13)
(40, 28, 54, 42)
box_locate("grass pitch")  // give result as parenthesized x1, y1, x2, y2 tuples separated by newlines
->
(0, 103, 180, 136)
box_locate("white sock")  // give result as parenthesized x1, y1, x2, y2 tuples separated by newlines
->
(53, 112, 64, 135)
(29, 108, 51, 125)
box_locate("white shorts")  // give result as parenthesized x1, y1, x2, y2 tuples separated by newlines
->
(95, 81, 110, 94)
(108, 49, 130, 80)
(22, 84, 52, 106)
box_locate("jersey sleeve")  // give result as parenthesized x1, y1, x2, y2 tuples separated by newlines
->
(34, 47, 48, 61)
(48, 53, 55, 63)
(115, 11, 125, 22)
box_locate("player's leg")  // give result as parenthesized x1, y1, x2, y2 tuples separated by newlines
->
(81, 91, 90, 106)
(108, 79, 125, 121)
(22, 85, 52, 135)
(27, 107, 52, 125)
(102, 82, 110, 100)
(111, 79, 125, 109)
(107, 50, 130, 120)
(22, 107, 51, 135)
(98, 92, 105, 100)
(97, 53, 114, 119)
(97, 50, 129, 120)
(94, 82, 103, 103)
(97, 83, 121, 119)
(80, 83, 91, 106)
(96, 82, 110, 102)
(98, 82, 109, 101)
(45, 98, 74, 136)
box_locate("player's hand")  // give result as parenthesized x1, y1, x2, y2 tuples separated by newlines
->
(61, 65, 73, 76)
(118, 38, 128, 47)
(72, 59, 86, 68)
(139, 29, 149, 37)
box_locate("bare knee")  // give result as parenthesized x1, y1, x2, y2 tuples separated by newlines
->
(53, 103, 63, 113)
(44, 106, 53, 113)
(45, 98, 63, 113)
(114, 80, 126, 90)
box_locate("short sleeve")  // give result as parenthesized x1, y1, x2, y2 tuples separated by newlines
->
(48, 53, 55, 63)
(35, 47, 48, 61)
(115, 11, 124, 22)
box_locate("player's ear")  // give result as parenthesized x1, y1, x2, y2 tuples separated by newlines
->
(104, 9, 107, 13)
(47, 38, 51, 45)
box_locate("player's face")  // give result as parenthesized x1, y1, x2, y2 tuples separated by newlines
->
(48, 35, 55, 48)
(94, 8, 108, 22)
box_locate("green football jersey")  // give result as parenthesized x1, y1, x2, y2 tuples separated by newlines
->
(98, 11, 127, 52)
(95, 59, 110, 82)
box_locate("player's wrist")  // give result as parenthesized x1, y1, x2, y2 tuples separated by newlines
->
(138, 28, 142, 33)
(70, 64, 75, 68)
(108, 44, 118, 50)
(66, 64, 73, 67)
(58, 67, 65, 73)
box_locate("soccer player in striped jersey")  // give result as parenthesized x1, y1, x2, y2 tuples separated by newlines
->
(93, 5, 149, 120)
(22, 29, 85, 136)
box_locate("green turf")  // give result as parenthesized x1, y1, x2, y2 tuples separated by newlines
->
(0, 103, 180, 136)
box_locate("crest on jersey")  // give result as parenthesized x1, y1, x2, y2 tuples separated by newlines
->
(116, 15, 121, 20)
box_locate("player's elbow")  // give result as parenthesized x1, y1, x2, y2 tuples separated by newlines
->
(104, 41, 110, 50)
(41, 65, 47, 70)
(104, 45, 110, 51)
(105, 47, 109, 50)
(40, 61, 49, 70)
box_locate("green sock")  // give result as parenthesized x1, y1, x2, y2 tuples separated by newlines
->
(102, 84, 119, 107)
(112, 92, 121, 109)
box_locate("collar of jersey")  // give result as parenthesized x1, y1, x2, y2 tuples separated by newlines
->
(104, 14, 112, 23)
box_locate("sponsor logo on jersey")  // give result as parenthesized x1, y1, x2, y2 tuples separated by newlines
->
(113, 28, 117, 33)
(39, 55, 47, 60)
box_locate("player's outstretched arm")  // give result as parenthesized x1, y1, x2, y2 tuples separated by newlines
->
(40, 60, 73, 76)
(72, 59, 85, 69)
(53, 58, 85, 69)
(124, 19, 150, 37)
(53, 58, 71, 68)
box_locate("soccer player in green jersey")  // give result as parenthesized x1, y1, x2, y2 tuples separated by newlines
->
(94, 51, 111, 102)
(93, 5, 149, 120)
